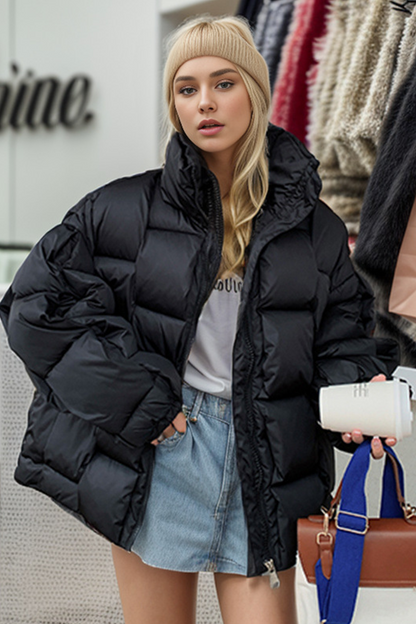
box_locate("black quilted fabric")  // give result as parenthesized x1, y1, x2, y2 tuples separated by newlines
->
(0, 124, 395, 576)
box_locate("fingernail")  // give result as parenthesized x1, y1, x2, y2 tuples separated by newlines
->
(373, 436, 381, 445)
(344, 433, 352, 442)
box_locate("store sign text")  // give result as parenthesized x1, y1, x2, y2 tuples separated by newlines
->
(0, 62, 94, 131)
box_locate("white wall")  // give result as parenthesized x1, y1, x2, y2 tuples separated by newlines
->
(0, 0, 240, 246)
(0, 0, 11, 241)
(1, 0, 160, 244)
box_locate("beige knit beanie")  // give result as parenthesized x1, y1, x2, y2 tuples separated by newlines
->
(164, 16, 270, 131)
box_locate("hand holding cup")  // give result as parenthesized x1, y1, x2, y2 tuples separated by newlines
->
(339, 374, 397, 459)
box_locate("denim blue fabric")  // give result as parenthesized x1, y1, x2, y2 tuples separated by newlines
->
(131, 383, 248, 574)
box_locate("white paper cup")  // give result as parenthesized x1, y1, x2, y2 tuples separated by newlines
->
(319, 379, 413, 441)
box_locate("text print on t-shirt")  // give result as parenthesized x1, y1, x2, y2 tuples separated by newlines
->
(214, 277, 243, 294)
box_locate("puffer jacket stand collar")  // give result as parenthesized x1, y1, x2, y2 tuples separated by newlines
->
(161, 131, 214, 227)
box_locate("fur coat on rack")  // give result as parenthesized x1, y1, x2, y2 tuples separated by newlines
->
(253, 0, 295, 89)
(270, 0, 330, 146)
(308, 0, 407, 235)
(354, 50, 416, 366)
(391, 9, 416, 97)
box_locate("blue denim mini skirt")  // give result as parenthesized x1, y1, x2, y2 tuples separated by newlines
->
(131, 382, 249, 575)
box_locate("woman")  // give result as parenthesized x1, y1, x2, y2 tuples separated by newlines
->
(0, 15, 397, 624)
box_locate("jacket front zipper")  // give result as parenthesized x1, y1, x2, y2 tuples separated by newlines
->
(241, 288, 279, 586)
(263, 559, 280, 589)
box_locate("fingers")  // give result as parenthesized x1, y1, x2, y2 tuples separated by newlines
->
(371, 436, 384, 459)
(341, 430, 364, 444)
(342, 428, 398, 460)
(350, 429, 365, 444)
(151, 411, 187, 445)
(151, 425, 174, 446)
(370, 374, 386, 382)
(371, 436, 397, 459)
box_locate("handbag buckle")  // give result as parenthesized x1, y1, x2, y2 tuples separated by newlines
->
(316, 507, 334, 545)
(320, 505, 335, 521)
(321, 507, 331, 532)
(335, 508, 369, 535)
(316, 531, 333, 546)
(402, 502, 416, 522)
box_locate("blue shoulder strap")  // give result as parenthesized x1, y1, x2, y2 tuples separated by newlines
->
(316, 440, 405, 624)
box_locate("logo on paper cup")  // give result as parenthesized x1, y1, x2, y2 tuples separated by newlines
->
(353, 384, 369, 398)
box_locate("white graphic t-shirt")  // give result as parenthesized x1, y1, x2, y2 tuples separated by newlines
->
(184, 274, 243, 399)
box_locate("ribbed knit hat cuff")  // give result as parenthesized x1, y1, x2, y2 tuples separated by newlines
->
(164, 33, 270, 104)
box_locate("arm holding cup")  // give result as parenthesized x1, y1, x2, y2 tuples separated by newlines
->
(311, 215, 400, 454)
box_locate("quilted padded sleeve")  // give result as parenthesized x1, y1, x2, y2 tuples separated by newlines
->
(311, 201, 398, 389)
(310, 202, 399, 449)
(313, 254, 386, 388)
(0, 196, 183, 446)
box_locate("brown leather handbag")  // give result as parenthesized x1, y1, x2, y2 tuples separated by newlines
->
(298, 447, 416, 588)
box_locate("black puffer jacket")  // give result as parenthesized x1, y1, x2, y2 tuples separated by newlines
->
(0, 124, 395, 577)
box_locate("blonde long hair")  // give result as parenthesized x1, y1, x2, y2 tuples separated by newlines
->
(163, 16, 271, 277)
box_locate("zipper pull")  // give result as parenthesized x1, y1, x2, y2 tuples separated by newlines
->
(263, 558, 280, 589)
